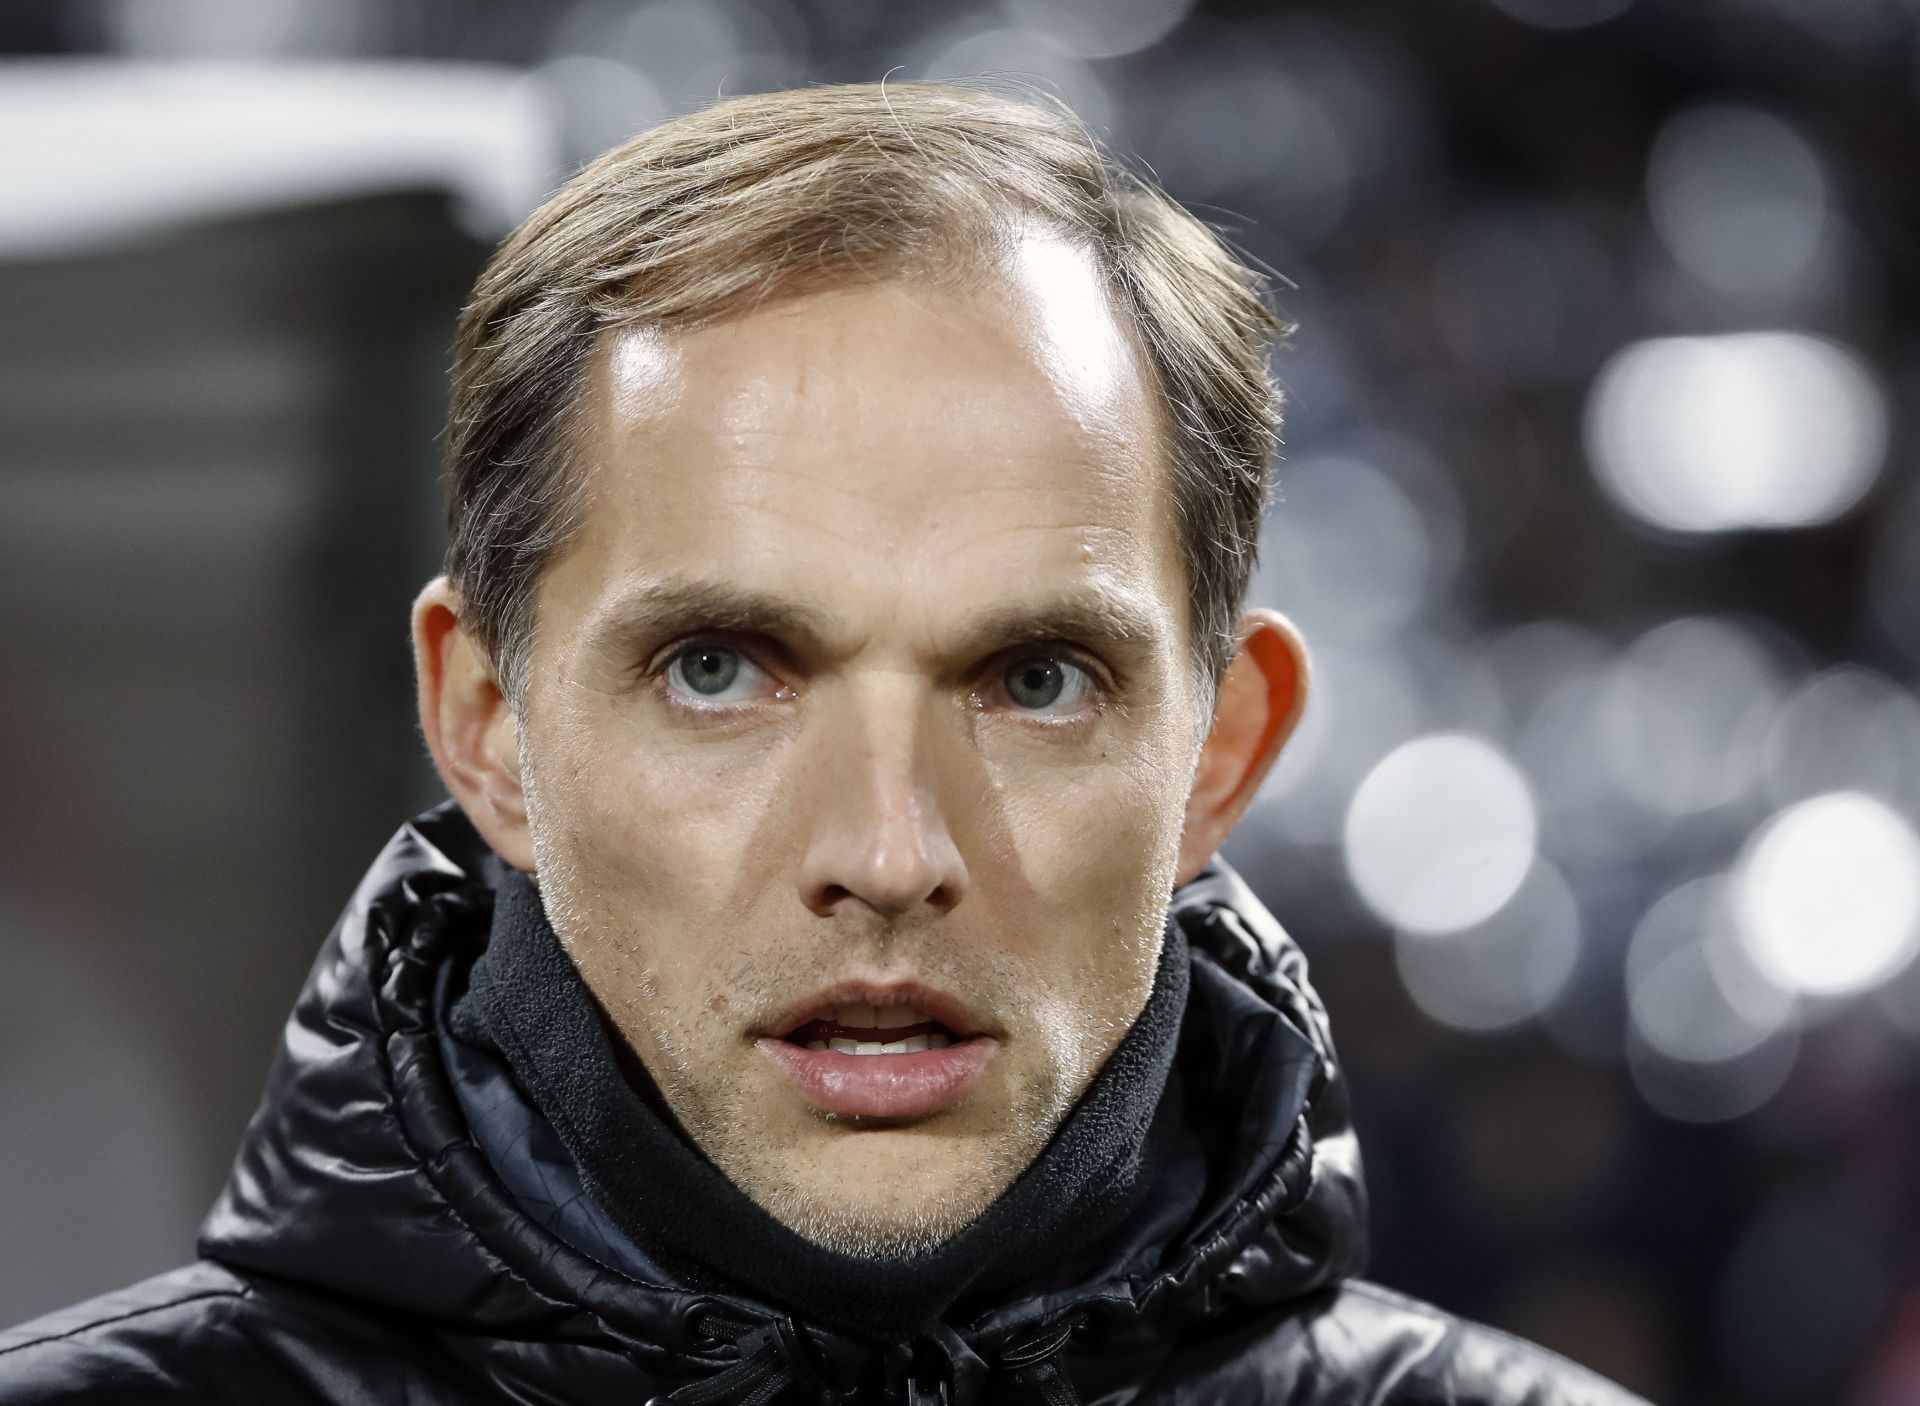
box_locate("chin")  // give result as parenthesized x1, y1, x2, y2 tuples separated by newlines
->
(758, 1169, 998, 1260)
(721, 1124, 1015, 1258)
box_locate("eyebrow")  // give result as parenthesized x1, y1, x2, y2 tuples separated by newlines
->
(956, 587, 1167, 666)
(585, 579, 834, 662)
(582, 575, 1171, 673)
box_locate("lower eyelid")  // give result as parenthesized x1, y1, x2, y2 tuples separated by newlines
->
(656, 687, 771, 720)
(982, 686, 1103, 720)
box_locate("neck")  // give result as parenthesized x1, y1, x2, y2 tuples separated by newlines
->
(448, 869, 1192, 1339)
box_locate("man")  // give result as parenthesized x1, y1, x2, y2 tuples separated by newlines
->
(0, 83, 1642, 1405)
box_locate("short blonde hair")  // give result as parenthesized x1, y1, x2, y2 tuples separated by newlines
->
(444, 80, 1285, 709)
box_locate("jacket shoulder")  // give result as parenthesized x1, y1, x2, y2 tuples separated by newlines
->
(1152, 1280, 1651, 1406)
(0, 1262, 365, 1406)
(1, 1263, 247, 1402)
(1314, 1281, 1650, 1406)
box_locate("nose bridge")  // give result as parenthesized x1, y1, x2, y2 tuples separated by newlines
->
(800, 671, 967, 919)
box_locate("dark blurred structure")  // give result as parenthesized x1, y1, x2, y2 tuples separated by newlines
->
(3, 2, 1919, 1402)
(0, 191, 484, 1313)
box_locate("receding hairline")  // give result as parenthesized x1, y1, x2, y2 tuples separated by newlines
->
(538, 253, 1193, 674)
(575, 212, 1172, 421)
(444, 80, 1283, 719)
(553, 214, 1181, 527)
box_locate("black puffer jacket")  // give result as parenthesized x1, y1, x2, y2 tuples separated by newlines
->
(0, 803, 1645, 1405)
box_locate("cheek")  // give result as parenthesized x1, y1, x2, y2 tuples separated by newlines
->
(523, 714, 799, 1055)
(523, 707, 793, 936)
(997, 718, 1187, 856)
(977, 738, 1183, 1079)
(982, 726, 1190, 972)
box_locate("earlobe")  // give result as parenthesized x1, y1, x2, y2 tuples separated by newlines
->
(410, 576, 537, 872)
(1175, 609, 1310, 885)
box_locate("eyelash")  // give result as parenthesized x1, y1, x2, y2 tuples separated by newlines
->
(976, 652, 1106, 728)
(646, 636, 783, 717)
(643, 635, 1110, 724)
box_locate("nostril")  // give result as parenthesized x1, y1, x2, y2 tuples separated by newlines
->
(801, 819, 968, 920)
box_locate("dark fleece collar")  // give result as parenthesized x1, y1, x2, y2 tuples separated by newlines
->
(447, 868, 1191, 1340)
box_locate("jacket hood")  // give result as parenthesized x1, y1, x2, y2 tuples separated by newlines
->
(199, 801, 1367, 1397)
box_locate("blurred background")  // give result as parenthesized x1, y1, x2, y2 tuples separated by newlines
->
(3, 0, 1918, 1400)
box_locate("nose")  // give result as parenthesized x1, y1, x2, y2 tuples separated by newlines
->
(798, 678, 969, 921)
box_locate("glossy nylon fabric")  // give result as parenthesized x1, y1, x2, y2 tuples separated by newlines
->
(0, 802, 1649, 1405)
(445, 865, 1196, 1342)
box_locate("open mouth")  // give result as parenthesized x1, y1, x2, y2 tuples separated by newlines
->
(760, 992, 997, 1118)
(783, 1002, 961, 1055)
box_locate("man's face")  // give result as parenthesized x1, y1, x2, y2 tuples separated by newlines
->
(514, 235, 1204, 1256)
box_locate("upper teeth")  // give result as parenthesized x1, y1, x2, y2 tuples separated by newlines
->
(807, 1032, 953, 1055)
(832, 1001, 930, 1031)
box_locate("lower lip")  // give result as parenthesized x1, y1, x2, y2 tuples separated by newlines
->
(755, 1036, 997, 1119)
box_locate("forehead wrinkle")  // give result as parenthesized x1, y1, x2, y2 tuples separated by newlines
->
(704, 453, 1157, 558)
(703, 277, 1150, 451)
(591, 281, 1166, 532)
(573, 267, 1188, 663)
(921, 518, 1150, 554)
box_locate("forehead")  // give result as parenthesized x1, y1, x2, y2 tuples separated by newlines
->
(552, 237, 1185, 653)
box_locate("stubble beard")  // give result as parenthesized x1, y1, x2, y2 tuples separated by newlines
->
(665, 1041, 1076, 1260)
(545, 884, 1085, 1259)
(521, 774, 1167, 1262)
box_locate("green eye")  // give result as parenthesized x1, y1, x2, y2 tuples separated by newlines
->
(670, 646, 746, 697)
(679, 647, 741, 694)
(1007, 658, 1065, 709)
(1004, 656, 1093, 712)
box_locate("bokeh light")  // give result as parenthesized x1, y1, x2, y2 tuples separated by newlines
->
(1599, 617, 1783, 817)
(1154, 60, 1353, 243)
(1246, 643, 1426, 853)
(918, 24, 1113, 132)
(550, 0, 807, 115)
(1627, 1022, 1801, 1124)
(1395, 859, 1581, 1031)
(1250, 449, 1455, 641)
(1626, 876, 1795, 1064)
(1584, 332, 1888, 533)
(533, 55, 666, 163)
(1000, 0, 1195, 58)
(1763, 665, 1920, 811)
(1493, 623, 1613, 810)
(1733, 791, 1920, 997)
(1345, 733, 1537, 934)
(1646, 104, 1830, 298)
(1874, 935, 1920, 1044)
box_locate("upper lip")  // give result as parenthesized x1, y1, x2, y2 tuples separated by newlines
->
(759, 978, 996, 1042)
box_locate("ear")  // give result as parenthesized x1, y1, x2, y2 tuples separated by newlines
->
(411, 576, 537, 872)
(1175, 609, 1310, 885)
